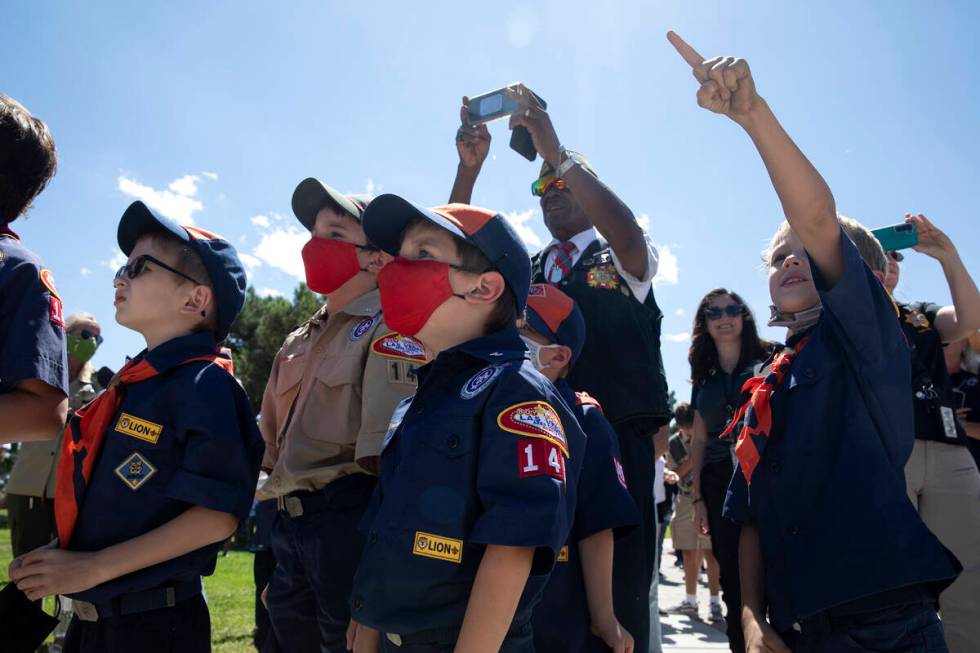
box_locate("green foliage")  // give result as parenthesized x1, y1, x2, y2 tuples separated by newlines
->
(226, 284, 322, 411)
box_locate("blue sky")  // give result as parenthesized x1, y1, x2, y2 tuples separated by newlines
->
(6, 1, 979, 402)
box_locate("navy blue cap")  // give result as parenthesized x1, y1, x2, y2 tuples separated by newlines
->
(524, 283, 586, 365)
(362, 194, 532, 311)
(118, 200, 247, 342)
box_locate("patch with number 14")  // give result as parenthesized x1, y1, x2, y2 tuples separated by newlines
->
(516, 438, 565, 482)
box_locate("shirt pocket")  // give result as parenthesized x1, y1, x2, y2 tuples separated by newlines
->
(299, 354, 363, 444)
(275, 353, 306, 396)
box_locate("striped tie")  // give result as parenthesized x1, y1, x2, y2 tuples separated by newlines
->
(547, 241, 578, 284)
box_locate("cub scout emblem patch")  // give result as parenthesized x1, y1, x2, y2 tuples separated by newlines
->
(372, 333, 427, 362)
(460, 365, 503, 399)
(39, 268, 60, 298)
(115, 452, 157, 490)
(586, 263, 619, 290)
(350, 314, 379, 341)
(557, 545, 569, 562)
(904, 310, 931, 331)
(115, 413, 163, 444)
(497, 401, 568, 457)
(413, 531, 463, 563)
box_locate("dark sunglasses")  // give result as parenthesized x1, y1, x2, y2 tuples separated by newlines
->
(887, 251, 904, 262)
(75, 329, 104, 346)
(115, 254, 204, 286)
(704, 305, 744, 320)
(531, 174, 567, 197)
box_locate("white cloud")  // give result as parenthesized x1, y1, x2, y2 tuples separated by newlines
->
(202, 171, 219, 181)
(664, 331, 691, 343)
(674, 308, 685, 316)
(365, 179, 382, 195)
(501, 208, 543, 249)
(251, 214, 271, 228)
(102, 249, 127, 272)
(80, 267, 92, 277)
(652, 242, 679, 287)
(239, 253, 262, 270)
(252, 226, 307, 280)
(117, 174, 203, 224)
(256, 287, 285, 298)
(636, 213, 651, 231)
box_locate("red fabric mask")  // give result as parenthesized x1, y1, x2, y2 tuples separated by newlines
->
(301, 237, 363, 294)
(377, 257, 466, 336)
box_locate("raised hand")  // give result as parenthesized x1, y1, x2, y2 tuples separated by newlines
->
(907, 213, 957, 264)
(506, 86, 562, 167)
(456, 97, 491, 170)
(667, 31, 761, 123)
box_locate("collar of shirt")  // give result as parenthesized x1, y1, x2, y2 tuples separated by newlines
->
(338, 288, 381, 317)
(130, 331, 219, 376)
(542, 227, 598, 265)
(554, 378, 576, 410)
(0, 225, 20, 239)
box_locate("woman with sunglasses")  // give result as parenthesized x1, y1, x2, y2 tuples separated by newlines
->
(7, 312, 103, 562)
(686, 289, 769, 653)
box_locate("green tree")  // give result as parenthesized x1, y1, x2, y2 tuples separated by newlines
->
(226, 283, 321, 411)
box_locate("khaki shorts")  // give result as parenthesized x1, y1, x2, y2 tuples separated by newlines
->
(671, 493, 712, 551)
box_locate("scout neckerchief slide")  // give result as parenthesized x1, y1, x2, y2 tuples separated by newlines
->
(721, 337, 809, 483)
(54, 351, 235, 548)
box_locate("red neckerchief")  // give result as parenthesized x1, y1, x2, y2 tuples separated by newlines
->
(55, 353, 234, 548)
(721, 337, 809, 484)
(0, 225, 20, 239)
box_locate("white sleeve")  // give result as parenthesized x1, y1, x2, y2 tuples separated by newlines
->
(609, 232, 659, 302)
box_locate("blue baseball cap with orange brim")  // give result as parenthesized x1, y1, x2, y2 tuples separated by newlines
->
(362, 194, 532, 311)
(118, 200, 247, 342)
(524, 283, 586, 365)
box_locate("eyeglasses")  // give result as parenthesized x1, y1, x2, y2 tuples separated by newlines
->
(704, 305, 744, 320)
(531, 174, 567, 197)
(75, 329, 104, 346)
(888, 251, 904, 262)
(115, 254, 204, 286)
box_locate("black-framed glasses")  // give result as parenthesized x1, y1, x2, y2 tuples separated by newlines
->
(75, 329, 104, 346)
(115, 254, 203, 286)
(704, 305, 744, 320)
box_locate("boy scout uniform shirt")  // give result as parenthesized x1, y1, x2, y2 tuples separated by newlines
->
(723, 231, 961, 632)
(350, 327, 587, 635)
(258, 290, 419, 497)
(530, 380, 639, 651)
(0, 230, 68, 397)
(66, 331, 264, 604)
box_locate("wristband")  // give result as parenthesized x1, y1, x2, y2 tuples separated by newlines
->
(555, 155, 577, 180)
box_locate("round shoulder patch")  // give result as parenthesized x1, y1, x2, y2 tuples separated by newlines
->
(350, 314, 379, 341)
(496, 400, 569, 457)
(460, 365, 504, 400)
(40, 268, 60, 298)
(371, 332, 427, 362)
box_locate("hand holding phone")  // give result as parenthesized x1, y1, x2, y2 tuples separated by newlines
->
(466, 83, 548, 161)
(872, 222, 919, 253)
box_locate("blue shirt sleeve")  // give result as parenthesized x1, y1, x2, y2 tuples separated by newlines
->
(166, 365, 263, 520)
(722, 464, 750, 524)
(572, 407, 640, 541)
(0, 251, 68, 394)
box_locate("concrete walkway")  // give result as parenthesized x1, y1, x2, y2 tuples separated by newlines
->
(658, 537, 731, 652)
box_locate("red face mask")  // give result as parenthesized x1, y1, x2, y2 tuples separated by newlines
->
(301, 237, 364, 294)
(377, 257, 468, 336)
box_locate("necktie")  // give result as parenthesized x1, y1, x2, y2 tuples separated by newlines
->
(547, 241, 578, 284)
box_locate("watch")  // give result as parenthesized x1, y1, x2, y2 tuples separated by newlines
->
(555, 147, 583, 180)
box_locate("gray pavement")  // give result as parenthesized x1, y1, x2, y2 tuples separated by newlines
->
(658, 537, 731, 652)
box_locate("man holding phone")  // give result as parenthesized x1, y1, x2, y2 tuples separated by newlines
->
(450, 92, 670, 653)
(883, 213, 980, 653)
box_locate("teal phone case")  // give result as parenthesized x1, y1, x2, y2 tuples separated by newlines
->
(872, 222, 918, 252)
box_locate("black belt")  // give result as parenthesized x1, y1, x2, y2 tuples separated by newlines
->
(794, 584, 935, 636)
(71, 579, 202, 622)
(279, 473, 375, 518)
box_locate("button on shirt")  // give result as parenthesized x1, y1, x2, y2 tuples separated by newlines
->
(258, 290, 418, 497)
(350, 327, 587, 635)
(541, 227, 659, 302)
(67, 331, 264, 604)
(723, 231, 961, 631)
(0, 232, 68, 396)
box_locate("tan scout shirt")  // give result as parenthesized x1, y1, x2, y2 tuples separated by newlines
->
(7, 368, 101, 498)
(257, 290, 419, 498)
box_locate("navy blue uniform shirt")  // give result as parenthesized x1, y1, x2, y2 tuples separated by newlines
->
(0, 232, 68, 396)
(67, 331, 264, 603)
(723, 230, 960, 631)
(531, 379, 639, 651)
(350, 327, 586, 635)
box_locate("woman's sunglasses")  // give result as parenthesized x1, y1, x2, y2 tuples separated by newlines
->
(704, 305, 744, 320)
(887, 251, 904, 262)
(531, 174, 567, 197)
(74, 329, 103, 346)
(115, 254, 204, 286)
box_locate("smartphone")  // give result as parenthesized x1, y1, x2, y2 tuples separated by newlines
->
(467, 83, 547, 161)
(872, 222, 918, 252)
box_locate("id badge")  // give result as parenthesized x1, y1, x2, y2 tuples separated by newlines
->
(940, 406, 959, 440)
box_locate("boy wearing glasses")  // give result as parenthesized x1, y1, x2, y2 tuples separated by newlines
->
(0, 95, 68, 446)
(256, 179, 418, 653)
(8, 200, 263, 653)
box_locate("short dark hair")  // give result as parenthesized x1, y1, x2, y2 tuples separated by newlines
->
(673, 402, 694, 427)
(148, 231, 218, 332)
(403, 218, 518, 333)
(0, 95, 57, 224)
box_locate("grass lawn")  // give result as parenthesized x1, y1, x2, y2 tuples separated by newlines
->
(0, 516, 259, 653)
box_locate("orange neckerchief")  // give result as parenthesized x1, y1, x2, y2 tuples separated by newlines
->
(55, 353, 234, 548)
(721, 337, 809, 484)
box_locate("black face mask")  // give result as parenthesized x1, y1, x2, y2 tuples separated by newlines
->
(0, 583, 59, 652)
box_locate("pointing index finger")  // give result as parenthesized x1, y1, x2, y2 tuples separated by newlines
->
(667, 30, 705, 69)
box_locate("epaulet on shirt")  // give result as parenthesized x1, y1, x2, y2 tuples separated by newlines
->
(575, 391, 603, 413)
(371, 332, 427, 363)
